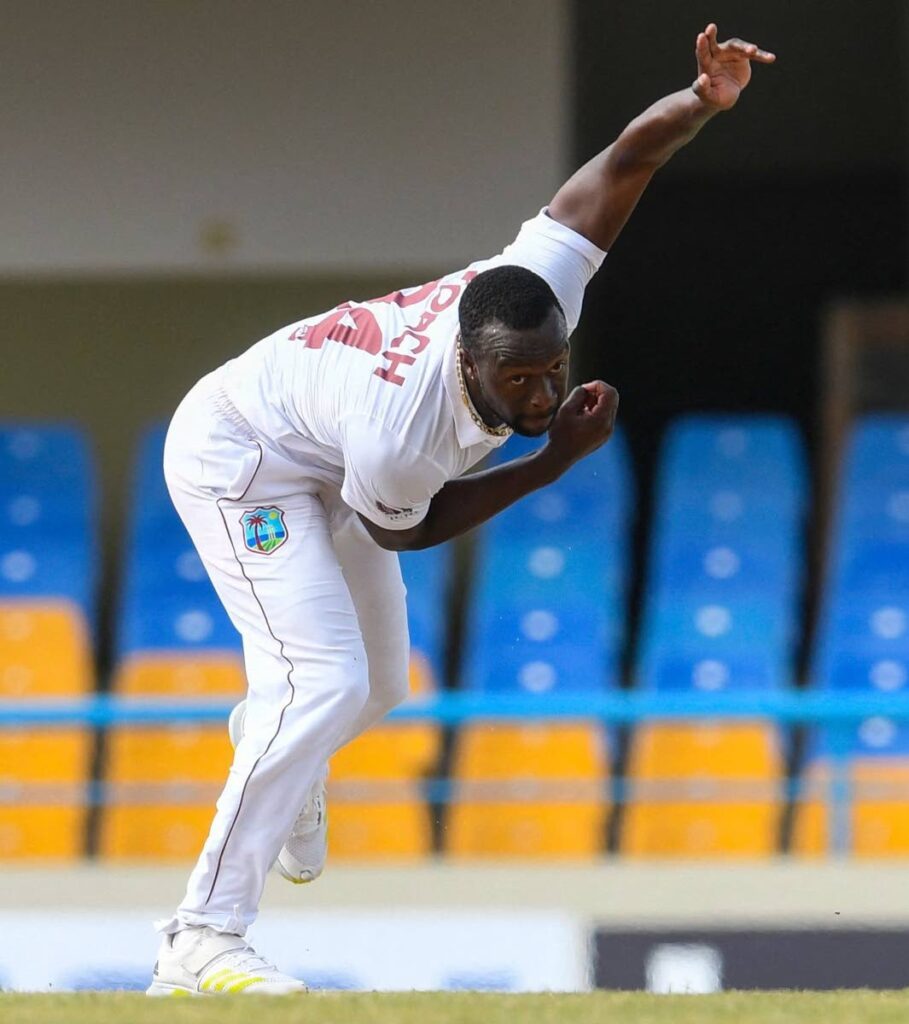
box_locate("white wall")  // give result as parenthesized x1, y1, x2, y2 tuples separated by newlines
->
(1, 1, 568, 273)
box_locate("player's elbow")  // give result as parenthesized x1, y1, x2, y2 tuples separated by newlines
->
(357, 514, 428, 552)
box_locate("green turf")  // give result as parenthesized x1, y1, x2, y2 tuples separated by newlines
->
(4, 991, 909, 1024)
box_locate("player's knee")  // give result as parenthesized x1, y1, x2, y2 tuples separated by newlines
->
(322, 654, 370, 721)
(371, 673, 409, 718)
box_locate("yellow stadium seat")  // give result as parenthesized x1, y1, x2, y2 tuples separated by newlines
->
(622, 721, 782, 857)
(0, 729, 91, 859)
(0, 601, 93, 696)
(98, 725, 232, 859)
(101, 804, 222, 860)
(114, 653, 246, 696)
(793, 759, 909, 857)
(446, 722, 608, 859)
(328, 784, 433, 860)
(324, 655, 441, 861)
(100, 650, 438, 860)
(0, 807, 87, 859)
(328, 721, 441, 860)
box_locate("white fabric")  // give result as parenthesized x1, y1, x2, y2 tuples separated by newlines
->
(158, 375, 409, 935)
(220, 208, 606, 530)
(157, 209, 605, 935)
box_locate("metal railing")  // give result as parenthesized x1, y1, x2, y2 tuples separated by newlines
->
(4, 690, 909, 855)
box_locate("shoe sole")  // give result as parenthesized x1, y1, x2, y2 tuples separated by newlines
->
(147, 981, 307, 997)
(146, 982, 199, 997)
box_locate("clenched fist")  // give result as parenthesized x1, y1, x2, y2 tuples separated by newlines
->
(545, 380, 619, 471)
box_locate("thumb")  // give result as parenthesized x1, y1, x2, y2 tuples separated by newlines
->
(559, 385, 588, 414)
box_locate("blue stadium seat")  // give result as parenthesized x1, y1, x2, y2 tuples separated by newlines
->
(486, 427, 633, 538)
(647, 539, 799, 599)
(463, 598, 618, 692)
(635, 414, 805, 692)
(657, 415, 806, 503)
(115, 423, 238, 660)
(462, 426, 633, 692)
(0, 422, 97, 620)
(0, 423, 95, 491)
(807, 718, 909, 761)
(638, 651, 788, 692)
(817, 653, 909, 694)
(399, 545, 452, 685)
(473, 536, 626, 608)
(0, 540, 95, 612)
(844, 416, 909, 486)
(119, 590, 240, 653)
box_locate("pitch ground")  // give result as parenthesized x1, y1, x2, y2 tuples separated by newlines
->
(4, 991, 909, 1024)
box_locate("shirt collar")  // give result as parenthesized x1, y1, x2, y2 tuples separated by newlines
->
(442, 336, 513, 451)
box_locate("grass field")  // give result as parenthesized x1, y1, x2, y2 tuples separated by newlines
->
(4, 991, 909, 1024)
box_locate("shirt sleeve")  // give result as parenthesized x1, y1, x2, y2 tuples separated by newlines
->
(339, 414, 448, 531)
(497, 208, 607, 333)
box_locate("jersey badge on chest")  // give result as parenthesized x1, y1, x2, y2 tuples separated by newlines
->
(240, 506, 288, 555)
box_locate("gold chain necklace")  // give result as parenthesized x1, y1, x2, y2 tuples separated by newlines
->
(455, 340, 511, 438)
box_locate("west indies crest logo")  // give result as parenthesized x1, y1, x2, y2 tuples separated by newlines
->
(240, 506, 288, 555)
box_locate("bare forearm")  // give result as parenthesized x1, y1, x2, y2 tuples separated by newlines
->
(611, 88, 718, 172)
(549, 24, 775, 251)
(366, 449, 562, 552)
(550, 88, 717, 250)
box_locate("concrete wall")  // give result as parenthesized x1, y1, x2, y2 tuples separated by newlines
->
(6, 862, 909, 926)
(1, 1, 568, 273)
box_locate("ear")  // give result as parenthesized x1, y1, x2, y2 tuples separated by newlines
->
(459, 335, 479, 380)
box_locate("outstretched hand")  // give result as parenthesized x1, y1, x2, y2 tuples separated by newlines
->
(693, 23, 775, 111)
(545, 381, 619, 471)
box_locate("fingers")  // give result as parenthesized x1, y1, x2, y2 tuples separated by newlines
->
(560, 385, 589, 413)
(701, 23, 776, 63)
(582, 381, 619, 418)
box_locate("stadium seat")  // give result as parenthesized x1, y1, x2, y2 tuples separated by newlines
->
(399, 544, 452, 688)
(0, 602, 93, 697)
(328, 729, 439, 860)
(656, 416, 806, 506)
(793, 715, 909, 856)
(0, 423, 98, 620)
(327, 654, 440, 860)
(446, 722, 608, 858)
(797, 417, 909, 856)
(0, 426, 97, 861)
(621, 722, 783, 857)
(635, 415, 805, 694)
(98, 725, 233, 859)
(463, 597, 621, 693)
(793, 758, 909, 857)
(0, 729, 91, 858)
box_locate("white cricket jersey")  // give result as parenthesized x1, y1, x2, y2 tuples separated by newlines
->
(220, 209, 606, 531)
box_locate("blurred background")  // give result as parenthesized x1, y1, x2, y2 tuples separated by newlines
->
(1, 0, 909, 994)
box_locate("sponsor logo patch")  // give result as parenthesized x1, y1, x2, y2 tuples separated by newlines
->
(240, 506, 288, 555)
(376, 500, 417, 521)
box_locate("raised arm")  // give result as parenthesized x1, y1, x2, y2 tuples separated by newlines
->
(548, 24, 776, 251)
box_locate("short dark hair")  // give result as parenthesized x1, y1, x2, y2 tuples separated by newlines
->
(458, 265, 564, 355)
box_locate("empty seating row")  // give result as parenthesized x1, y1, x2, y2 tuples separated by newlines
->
(6, 413, 909, 860)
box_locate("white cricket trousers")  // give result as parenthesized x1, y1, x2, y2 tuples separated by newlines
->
(157, 369, 410, 936)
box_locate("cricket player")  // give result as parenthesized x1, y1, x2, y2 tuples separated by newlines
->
(148, 25, 775, 996)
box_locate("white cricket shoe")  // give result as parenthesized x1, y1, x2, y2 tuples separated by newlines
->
(147, 926, 307, 996)
(228, 699, 328, 885)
